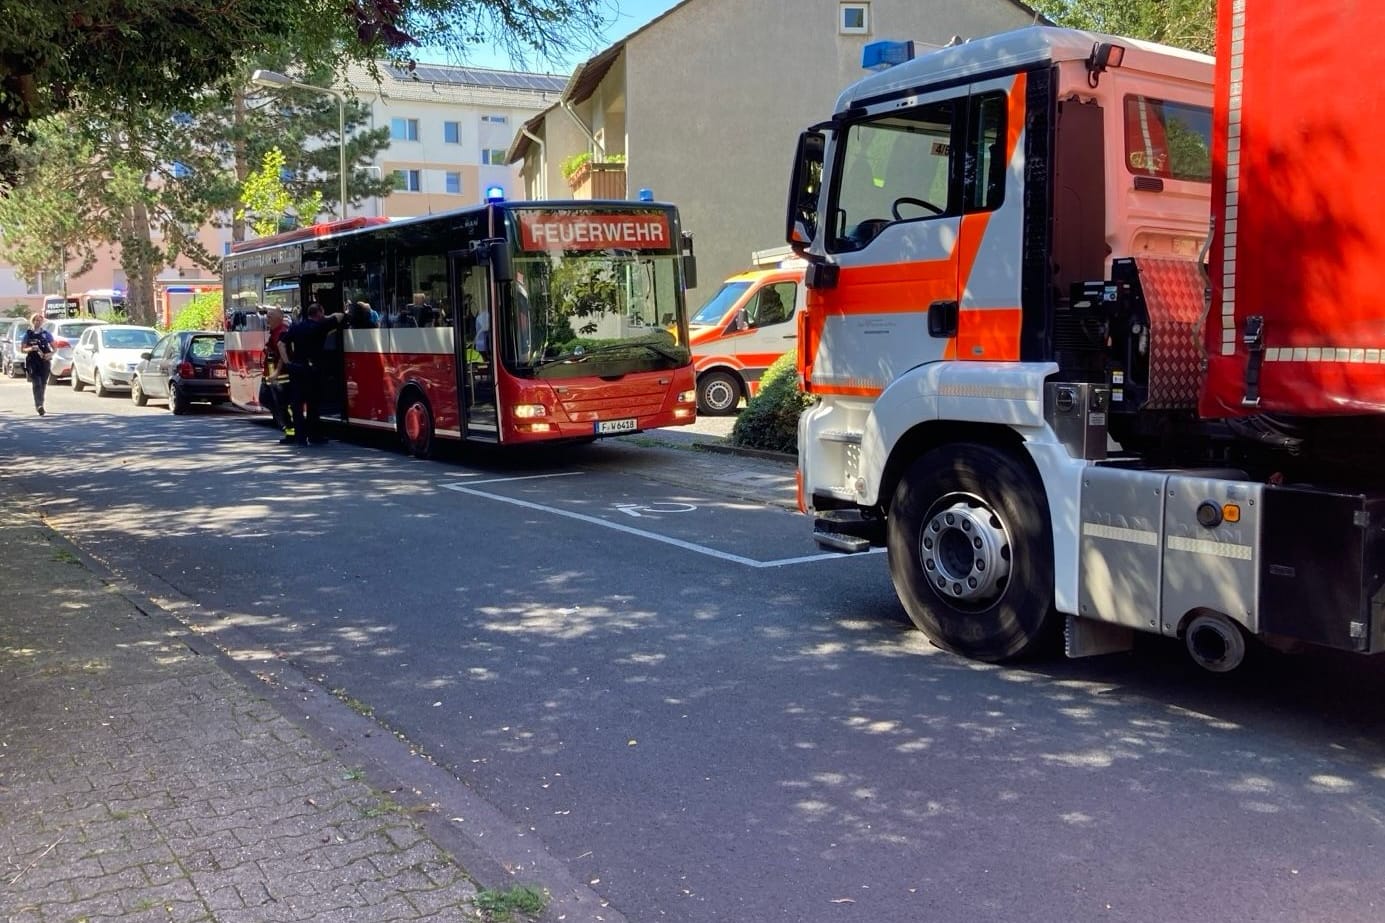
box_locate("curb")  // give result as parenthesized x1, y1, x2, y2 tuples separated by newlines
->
(692, 441, 796, 465)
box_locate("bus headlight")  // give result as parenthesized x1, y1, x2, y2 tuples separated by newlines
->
(676, 389, 696, 404)
(512, 403, 547, 419)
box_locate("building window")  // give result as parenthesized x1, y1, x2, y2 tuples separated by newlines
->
(444, 121, 460, 144)
(481, 149, 508, 165)
(481, 114, 508, 125)
(391, 117, 420, 141)
(445, 172, 461, 195)
(840, 2, 869, 34)
(393, 169, 422, 192)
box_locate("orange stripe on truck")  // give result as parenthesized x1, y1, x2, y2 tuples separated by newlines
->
(955, 307, 1022, 361)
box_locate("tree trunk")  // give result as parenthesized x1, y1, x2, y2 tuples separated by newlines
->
(119, 201, 158, 327)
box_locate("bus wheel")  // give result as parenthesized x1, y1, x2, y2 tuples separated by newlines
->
(398, 393, 435, 458)
(887, 443, 1057, 662)
(697, 371, 741, 415)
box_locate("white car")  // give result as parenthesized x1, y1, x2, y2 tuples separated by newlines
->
(71, 324, 160, 396)
(42, 318, 107, 382)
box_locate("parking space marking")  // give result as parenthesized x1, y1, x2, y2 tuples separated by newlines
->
(439, 480, 884, 569)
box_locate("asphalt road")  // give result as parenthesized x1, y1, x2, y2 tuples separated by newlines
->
(5, 378, 1385, 922)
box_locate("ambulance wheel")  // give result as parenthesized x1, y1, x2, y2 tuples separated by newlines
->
(398, 391, 434, 458)
(697, 371, 741, 416)
(887, 443, 1058, 662)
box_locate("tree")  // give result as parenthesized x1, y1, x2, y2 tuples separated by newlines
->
(239, 147, 324, 236)
(0, 0, 607, 180)
(0, 118, 104, 296)
(1027, 0, 1215, 53)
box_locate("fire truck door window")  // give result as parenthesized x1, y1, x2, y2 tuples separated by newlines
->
(830, 98, 959, 251)
(964, 93, 1007, 212)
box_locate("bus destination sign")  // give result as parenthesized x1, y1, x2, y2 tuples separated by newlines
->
(518, 211, 670, 252)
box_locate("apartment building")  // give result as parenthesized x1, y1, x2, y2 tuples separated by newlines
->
(0, 62, 565, 314)
(510, 0, 1040, 294)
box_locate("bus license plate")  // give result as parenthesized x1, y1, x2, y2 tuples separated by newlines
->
(595, 418, 637, 435)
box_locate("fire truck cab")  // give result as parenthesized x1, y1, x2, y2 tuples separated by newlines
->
(788, 25, 1385, 671)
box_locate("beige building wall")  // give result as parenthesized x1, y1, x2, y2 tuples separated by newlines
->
(621, 0, 1037, 298)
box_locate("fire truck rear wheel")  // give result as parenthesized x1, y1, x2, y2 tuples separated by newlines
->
(398, 391, 435, 459)
(887, 443, 1057, 662)
(696, 371, 741, 416)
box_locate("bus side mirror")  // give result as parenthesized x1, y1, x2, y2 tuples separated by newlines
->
(487, 239, 513, 284)
(786, 130, 825, 255)
(681, 231, 697, 290)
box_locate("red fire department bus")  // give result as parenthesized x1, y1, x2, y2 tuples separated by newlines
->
(223, 200, 698, 455)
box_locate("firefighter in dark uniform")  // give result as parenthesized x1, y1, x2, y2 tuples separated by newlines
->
(281, 300, 345, 446)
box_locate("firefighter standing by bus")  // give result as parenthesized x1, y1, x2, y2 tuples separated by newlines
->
(280, 300, 345, 446)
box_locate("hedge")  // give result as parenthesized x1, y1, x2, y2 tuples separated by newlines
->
(729, 349, 816, 454)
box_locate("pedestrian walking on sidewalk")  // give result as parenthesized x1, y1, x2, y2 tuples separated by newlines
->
(20, 313, 55, 415)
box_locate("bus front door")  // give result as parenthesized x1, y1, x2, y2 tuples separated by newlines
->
(451, 257, 497, 441)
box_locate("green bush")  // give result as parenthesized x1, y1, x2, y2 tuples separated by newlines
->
(730, 349, 817, 454)
(169, 292, 224, 332)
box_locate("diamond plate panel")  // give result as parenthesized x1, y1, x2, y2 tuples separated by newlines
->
(1135, 257, 1204, 410)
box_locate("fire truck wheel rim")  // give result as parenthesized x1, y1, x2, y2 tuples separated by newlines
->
(919, 493, 1011, 606)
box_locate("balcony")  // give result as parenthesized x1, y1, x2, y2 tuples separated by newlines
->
(565, 160, 627, 200)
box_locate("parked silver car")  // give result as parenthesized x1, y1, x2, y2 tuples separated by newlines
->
(42, 318, 106, 382)
(0, 318, 23, 377)
(70, 324, 159, 396)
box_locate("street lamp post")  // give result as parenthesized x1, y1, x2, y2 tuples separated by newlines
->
(250, 69, 348, 220)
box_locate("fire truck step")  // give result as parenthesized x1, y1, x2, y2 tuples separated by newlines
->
(813, 530, 872, 554)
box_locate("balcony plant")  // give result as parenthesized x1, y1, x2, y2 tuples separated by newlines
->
(562, 152, 626, 194)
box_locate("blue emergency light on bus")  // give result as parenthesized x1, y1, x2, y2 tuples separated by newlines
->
(485, 185, 505, 203)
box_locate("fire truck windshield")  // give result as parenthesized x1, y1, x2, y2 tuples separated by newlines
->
(503, 250, 690, 380)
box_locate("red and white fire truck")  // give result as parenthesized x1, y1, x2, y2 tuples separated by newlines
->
(789, 5, 1385, 671)
(223, 200, 698, 455)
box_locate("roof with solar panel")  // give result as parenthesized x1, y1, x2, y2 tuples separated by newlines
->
(384, 63, 566, 93)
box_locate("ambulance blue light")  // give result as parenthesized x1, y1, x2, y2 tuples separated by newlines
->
(638, 187, 654, 202)
(484, 185, 505, 203)
(862, 40, 915, 71)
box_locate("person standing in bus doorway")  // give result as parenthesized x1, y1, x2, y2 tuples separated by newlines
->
(259, 307, 293, 439)
(282, 301, 346, 446)
(20, 313, 55, 415)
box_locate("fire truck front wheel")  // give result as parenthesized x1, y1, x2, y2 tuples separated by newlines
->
(696, 371, 742, 416)
(887, 443, 1057, 662)
(397, 390, 435, 459)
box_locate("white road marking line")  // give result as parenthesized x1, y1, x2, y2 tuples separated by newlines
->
(441, 481, 883, 568)
(448, 472, 586, 487)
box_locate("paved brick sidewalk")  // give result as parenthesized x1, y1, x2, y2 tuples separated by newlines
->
(0, 508, 480, 922)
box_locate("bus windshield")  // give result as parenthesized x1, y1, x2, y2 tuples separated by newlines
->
(504, 208, 690, 380)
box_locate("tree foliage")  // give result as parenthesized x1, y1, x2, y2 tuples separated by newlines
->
(169, 292, 224, 332)
(1028, 0, 1215, 53)
(0, 0, 607, 179)
(239, 147, 325, 236)
(0, 118, 101, 290)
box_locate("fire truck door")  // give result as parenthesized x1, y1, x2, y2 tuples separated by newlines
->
(952, 77, 1025, 361)
(807, 90, 964, 396)
(449, 255, 498, 441)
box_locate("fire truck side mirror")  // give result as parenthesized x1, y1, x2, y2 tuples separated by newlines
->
(786, 130, 825, 254)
